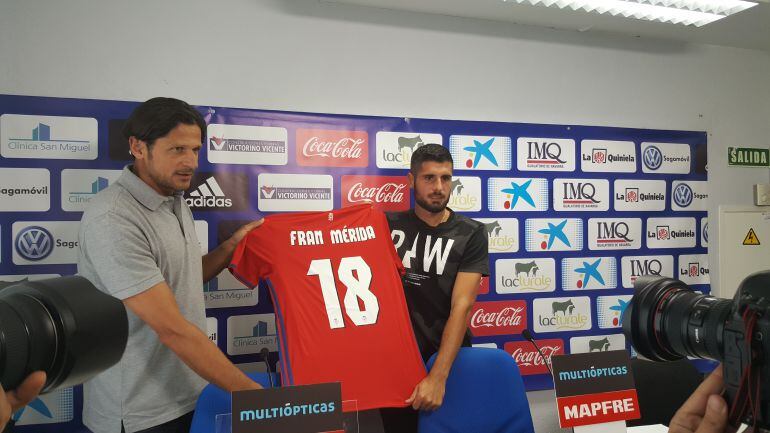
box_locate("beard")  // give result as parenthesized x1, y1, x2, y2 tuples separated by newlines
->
(414, 184, 450, 214)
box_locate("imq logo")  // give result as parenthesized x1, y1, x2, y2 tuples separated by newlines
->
(588, 218, 642, 250)
(449, 135, 511, 171)
(533, 297, 592, 333)
(207, 123, 288, 165)
(553, 179, 609, 212)
(495, 258, 556, 293)
(446, 176, 482, 212)
(641, 142, 691, 174)
(614, 180, 666, 212)
(646, 217, 696, 249)
(620, 255, 674, 288)
(569, 334, 626, 354)
(475, 218, 519, 253)
(488, 178, 548, 212)
(562, 257, 617, 291)
(505, 339, 564, 375)
(580, 140, 636, 173)
(375, 132, 442, 169)
(525, 218, 583, 252)
(678, 254, 709, 285)
(517, 138, 575, 172)
(671, 181, 708, 211)
(185, 172, 249, 211)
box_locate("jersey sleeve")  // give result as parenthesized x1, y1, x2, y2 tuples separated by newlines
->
(229, 223, 273, 288)
(458, 224, 490, 276)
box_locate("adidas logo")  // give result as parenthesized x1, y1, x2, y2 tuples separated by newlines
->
(186, 176, 233, 208)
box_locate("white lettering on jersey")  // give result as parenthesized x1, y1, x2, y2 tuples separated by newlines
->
(290, 230, 324, 246)
(424, 235, 454, 275)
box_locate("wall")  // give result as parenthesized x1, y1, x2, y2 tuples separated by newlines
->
(1, 0, 768, 431)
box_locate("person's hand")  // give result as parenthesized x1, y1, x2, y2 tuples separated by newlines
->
(229, 219, 264, 246)
(406, 374, 446, 411)
(1, 372, 47, 430)
(668, 366, 734, 433)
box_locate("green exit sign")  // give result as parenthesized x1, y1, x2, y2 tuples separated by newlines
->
(728, 147, 769, 167)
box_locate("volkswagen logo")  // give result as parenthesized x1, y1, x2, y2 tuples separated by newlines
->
(673, 183, 694, 208)
(643, 146, 663, 171)
(15, 226, 54, 261)
(703, 222, 709, 244)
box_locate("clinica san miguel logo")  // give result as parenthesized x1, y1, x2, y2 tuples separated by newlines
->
(207, 124, 288, 165)
(449, 135, 512, 171)
(678, 254, 710, 285)
(446, 176, 482, 212)
(553, 179, 609, 211)
(561, 257, 617, 291)
(495, 258, 555, 293)
(646, 217, 697, 249)
(641, 142, 691, 174)
(588, 218, 642, 250)
(620, 255, 674, 288)
(60, 169, 122, 212)
(533, 297, 592, 333)
(204, 269, 258, 309)
(614, 180, 666, 211)
(580, 140, 636, 173)
(185, 172, 249, 211)
(488, 178, 548, 211)
(375, 132, 442, 169)
(475, 218, 519, 253)
(505, 339, 564, 375)
(597, 296, 631, 329)
(0, 114, 98, 160)
(569, 334, 626, 354)
(227, 314, 279, 356)
(525, 218, 583, 252)
(517, 138, 576, 172)
(671, 181, 708, 211)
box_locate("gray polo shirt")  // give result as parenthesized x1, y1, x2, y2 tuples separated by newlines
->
(77, 166, 207, 433)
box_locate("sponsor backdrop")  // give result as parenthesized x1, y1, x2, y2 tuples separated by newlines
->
(0, 95, 708, 432)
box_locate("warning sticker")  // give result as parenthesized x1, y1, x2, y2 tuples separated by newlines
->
(743, 228, 761, 246)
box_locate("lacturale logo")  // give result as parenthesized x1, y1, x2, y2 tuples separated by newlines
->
(187, 177, 232, 208)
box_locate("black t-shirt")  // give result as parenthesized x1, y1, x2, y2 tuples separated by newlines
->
(387, 208, 489, 361)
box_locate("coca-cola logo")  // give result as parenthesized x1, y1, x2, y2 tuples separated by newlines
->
(296, 129, 369, 167)
(504, 339, 565, 375)
(468, 301, 527, 336)
(341, 176, 410, 212)
(303, 137, 365, 159)
(347, 182, 406, 204)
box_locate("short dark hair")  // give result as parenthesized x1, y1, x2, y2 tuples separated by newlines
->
(410, 143, 453, 174)
(122, 97, 206, 149)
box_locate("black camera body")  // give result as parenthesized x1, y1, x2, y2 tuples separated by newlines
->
(623, 270, 770, 429)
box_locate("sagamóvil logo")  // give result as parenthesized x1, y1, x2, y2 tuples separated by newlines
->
(641, 142, 691, 174)
(671, 181, 708, 211)
(12, 222, 81, 265)
(488, 178, 548, 211)
(0, 168, 50, 212)
(449, 135, 511, 171)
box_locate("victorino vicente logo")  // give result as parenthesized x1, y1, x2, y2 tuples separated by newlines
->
(505, 339, 565, 375)
(468, 301, 527, 337)
(341, 176, 410, 211)
(296, 129, 369, 167)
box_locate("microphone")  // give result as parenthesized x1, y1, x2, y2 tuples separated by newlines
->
(260, 348, 275, 388)
(521, 329, 554, 377)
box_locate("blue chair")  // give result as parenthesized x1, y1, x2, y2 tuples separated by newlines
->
(418, 347, 535, 433)
(189, 372, 280, 433)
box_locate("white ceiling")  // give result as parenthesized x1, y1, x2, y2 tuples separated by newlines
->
(327, 0, 770, 52)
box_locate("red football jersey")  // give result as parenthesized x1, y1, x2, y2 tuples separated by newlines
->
(230, 204, 427, 411)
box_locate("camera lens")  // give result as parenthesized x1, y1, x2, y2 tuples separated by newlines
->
(622, 275, 732, 362)
(0, 276, 128, 392)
